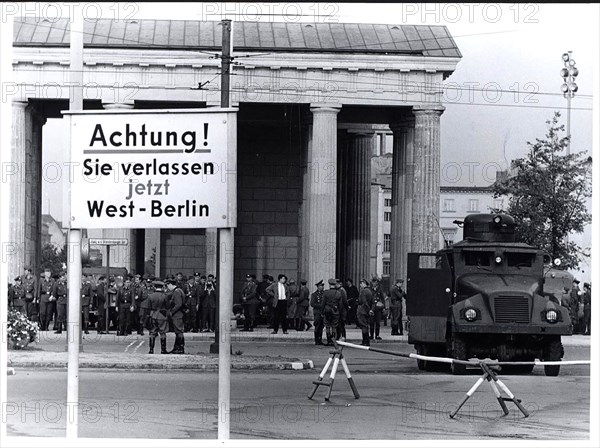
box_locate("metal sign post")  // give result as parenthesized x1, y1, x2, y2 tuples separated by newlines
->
(66, 13, 83, 440)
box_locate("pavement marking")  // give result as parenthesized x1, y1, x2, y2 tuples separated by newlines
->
(291, 362, 304, 370)
(133, 340, 145, 353)
(124, 341, 136, 352)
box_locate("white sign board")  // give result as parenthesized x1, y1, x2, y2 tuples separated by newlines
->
(88, 238, 128, 246)
(64, 108, 237, 229)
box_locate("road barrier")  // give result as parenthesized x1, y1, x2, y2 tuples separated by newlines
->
(321, 340, 591, 419)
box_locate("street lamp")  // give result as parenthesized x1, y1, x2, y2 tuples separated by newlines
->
(560, 51, 578, 155)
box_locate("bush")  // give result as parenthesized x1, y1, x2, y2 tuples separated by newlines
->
(6, 310, 39, 349)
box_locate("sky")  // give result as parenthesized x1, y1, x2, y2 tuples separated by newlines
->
(27, 2, 598, 279)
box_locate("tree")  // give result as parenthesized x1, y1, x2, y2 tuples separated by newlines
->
(40, 243, 67, 275)
(493, 112, 591, 269)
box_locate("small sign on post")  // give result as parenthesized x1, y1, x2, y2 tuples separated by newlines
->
(88, 238, 128, 246)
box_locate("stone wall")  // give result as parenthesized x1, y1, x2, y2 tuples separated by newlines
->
(160, 229, 207, 277)
(235, 114, 302, 293)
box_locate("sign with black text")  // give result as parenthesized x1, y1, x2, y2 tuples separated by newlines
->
(64, 108, 237, 229)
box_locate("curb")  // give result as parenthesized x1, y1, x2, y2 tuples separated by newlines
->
(7, 358, 314, 371)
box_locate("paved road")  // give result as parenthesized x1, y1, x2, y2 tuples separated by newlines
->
(6, 368, 590, 440)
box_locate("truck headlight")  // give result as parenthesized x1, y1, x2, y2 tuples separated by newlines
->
(545, 310, 558, 323)
(465, 308, 477, 321)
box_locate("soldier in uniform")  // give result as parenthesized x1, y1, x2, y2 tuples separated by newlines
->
(52, 272, 68, 334)
(295, 280, 312, 331)
(184, 275, 197, 332)
(175, 272, 187, 292)
(95, 276, 108, 333)
(147, 281, 169, 354)
(370, 277, 385, 340)
(132, 274, 148, 335)
(117, 276, 134, 336)
(345, 279, 359, 328)
(11, 277, 26, 314)
(38, 268, 55, 331)
(81, 274, 92, 334)
(139, 277, 152, 334)
(322, 279, 342, 346)
(310, 280, 325, 345)
(197, 275, 209, 332)
(241, 274, 259, 331)
(166, 279, 186, 354)
(335, 279, 348, 340)
(21, 266, 38, 323)
(389, 279, 406, 336)
(106, 276, 119, 332)
(357, 279, 374, 346)
(205, 280, 217, 332)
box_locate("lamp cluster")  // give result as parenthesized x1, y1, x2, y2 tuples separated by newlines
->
(560, 52, 579, 98)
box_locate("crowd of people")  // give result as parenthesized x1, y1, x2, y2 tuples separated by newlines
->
(561, 279, 592, 335)
(7, 266, 409, 351)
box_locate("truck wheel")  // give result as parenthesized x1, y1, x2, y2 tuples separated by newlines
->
(450, 336, 467, 375)
(543, 338, 563, 377)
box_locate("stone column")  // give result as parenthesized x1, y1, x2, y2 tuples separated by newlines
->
(390, 118, 414, 281)
(28, 108, 46, 275)
(8, 101, 30, 280)
(306, 103, 341, 287)
(411, 107, 444, 255)
(300, 112, 313, 281)
(344, 129, 373, 284)
(101, 102, 136, 273)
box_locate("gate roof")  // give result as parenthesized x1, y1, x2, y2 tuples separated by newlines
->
(13, 17, 461, 58)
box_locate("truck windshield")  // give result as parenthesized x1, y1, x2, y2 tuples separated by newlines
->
(463, 251, 493, 266)
(506, 252, 535, 267)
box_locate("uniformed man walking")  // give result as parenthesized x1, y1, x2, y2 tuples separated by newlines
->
(310, 280, 325, 345)
(38, 268, 55, 331)
(295, 280, 312, 331)
(167, 279, 186, 354)
(335, 279, 348, 340)
(147, 280, 169, 354)
(390, 279, 406, 336)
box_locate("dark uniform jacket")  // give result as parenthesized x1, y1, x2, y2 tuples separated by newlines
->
(11, 284, 26, 308)
(95, 282, 107, 309)
(38, 277, 55, 303)
(52, 280, 68, 305)
(132, 282, 147, 310)
(185, 282, 198, 309)
(198, 283, 208, 308)
(170, 287, 186, 318)
(337, 286, 348, 321)
(118, 285, 134, 308)
(297, 286, 310, 307)
(148, 291, 169, 321)
(81, 282, 92, 307)
(310, 290, 325, 316)
(242, 280, 258, 304)
(357, 287, 374, 317)
(390, 285, 405, 307)
(21, 274, 38, 302)
(323, 288, 342, 317)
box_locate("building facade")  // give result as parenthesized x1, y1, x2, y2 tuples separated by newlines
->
(9, 18, 461, 294)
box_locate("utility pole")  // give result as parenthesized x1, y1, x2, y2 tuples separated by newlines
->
(216, 18, 234, 441)
(210, 19, 233, 357)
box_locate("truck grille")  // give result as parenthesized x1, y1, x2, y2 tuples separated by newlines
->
(494, 296, 530, 323)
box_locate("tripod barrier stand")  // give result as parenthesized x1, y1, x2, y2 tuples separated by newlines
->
(308, 341, 360, 401)
(449, 361, 529, 419)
